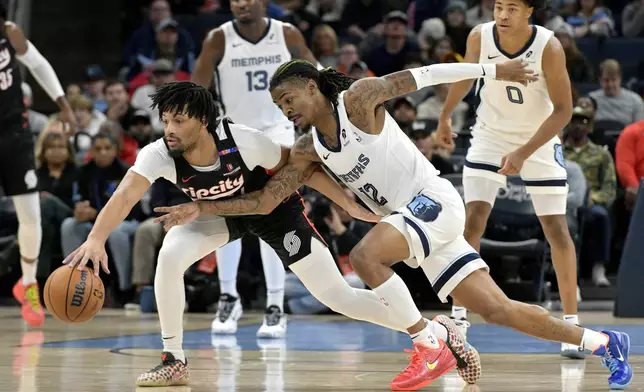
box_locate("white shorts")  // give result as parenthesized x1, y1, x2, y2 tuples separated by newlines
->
(381, 177, 489, 302)
(262, 123, 296, 147)
(463, 123, 568, 215)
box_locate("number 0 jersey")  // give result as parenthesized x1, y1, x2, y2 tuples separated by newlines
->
(215, 18, 291, 131)
(475, 21, 553, 141)
(0, 24, 26, 122)
(312, 91, 443, 217)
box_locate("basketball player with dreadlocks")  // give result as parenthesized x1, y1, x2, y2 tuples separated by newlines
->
(438, 0, 585, 359)
(155, 57, 633, 389)
(64, 82, 477, 387)
(0, 4, 76, 327)
(191, 0, 321, 338)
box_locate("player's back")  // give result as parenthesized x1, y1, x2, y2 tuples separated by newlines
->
(312, 91, 444, 216)
(0, 23, 25, 122)
(476, 21, 553, 140)
(216, 19, 291, 131)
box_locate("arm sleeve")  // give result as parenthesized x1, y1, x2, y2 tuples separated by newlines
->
(230, 124, 283, 170)
(16, 41, 65, 102)
(129, 140, 177, 184)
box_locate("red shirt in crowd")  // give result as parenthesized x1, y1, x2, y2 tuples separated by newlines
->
(616, 120, 644, 189)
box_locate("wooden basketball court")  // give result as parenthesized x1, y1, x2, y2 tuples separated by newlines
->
(1, 308, 642, 391)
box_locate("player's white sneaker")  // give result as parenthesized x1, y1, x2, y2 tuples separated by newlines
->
(450, 316, 470, 338)
(211, 294, 243, 334)
(561, 342, 587, 359)
(256, 305, 287, 339)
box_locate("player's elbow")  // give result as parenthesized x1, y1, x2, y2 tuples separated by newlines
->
(556, 102, 573, 123)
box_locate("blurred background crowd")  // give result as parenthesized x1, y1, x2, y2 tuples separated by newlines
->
(0, 0, 643, 313)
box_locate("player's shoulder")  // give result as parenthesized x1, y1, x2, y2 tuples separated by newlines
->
(203, 25, 226, 48)
(139, 138, 170, 157)
(291, 132, 320, 162)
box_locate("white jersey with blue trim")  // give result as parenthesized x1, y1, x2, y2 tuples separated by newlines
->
(475, 21, 554, 141)
(311, 91, 442, 217)
(215, 18, 291, 131)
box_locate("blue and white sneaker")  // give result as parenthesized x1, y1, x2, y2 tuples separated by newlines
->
(592, 330, 633, 390)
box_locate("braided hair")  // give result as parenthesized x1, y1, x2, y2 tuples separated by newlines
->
(269, 59, 356, 106)
(150, 81, 219, 132)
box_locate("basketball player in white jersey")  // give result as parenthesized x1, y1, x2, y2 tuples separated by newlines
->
(156, 61, 633, 390)
(191, 0, 320, 338)
(437, 0, 583, 359)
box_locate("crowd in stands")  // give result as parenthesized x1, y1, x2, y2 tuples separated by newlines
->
(1, 0, 643, 311)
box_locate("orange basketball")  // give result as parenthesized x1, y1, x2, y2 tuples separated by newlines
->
(43, 265, 105, 323)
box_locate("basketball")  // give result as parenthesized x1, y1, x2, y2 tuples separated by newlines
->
(43, 265, 105, 323)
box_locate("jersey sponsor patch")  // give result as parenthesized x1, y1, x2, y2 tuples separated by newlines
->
(406, 194, 442, 222)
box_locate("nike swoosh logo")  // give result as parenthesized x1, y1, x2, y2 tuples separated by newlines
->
(488, 54, 501, 59)
(232, 43, 242, 47)
(162, 336, 175, 340)
(614, 345, 624, 361)
(323, 153, 330, 160)
(181, 175, 196, 182)
(426, 360, 438, 370)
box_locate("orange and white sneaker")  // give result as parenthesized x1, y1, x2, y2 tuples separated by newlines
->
(390, 340, 457, 391)
(433, 315, 482, 384)
(12, 280, 45, 327)
(136, 352, 190, 387)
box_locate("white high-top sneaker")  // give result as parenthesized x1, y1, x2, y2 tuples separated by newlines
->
(256, 305, 287, 339)
(211, 294, 243, 334)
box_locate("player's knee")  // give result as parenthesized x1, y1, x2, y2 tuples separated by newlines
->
(349, 243, 374, 274)
(540, 215, 573, 249)
(156, 240, 184, 276)
(464, 202, 490, 239)
(478, 297, 513, 326)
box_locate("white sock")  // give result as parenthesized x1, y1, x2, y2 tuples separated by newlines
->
(580, 329, 608, 352)
(21, 258, 38, 285)
(372, 273, 423, 329)
(216, 240, 242, 296)
(259, 239, 285, 311)
(451, 306, 467, 320)
(410, 320, 440, 349)
(266, 289, 284, 311)
(427, 318, 449, 342)
(162, 335, 185, 363)
(563, 314, 579, 325)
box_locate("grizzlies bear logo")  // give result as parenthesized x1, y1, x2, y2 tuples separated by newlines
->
(406, 194, 442, 222)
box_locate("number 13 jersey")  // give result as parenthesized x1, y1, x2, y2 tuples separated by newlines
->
(312, 91, 445, 217)
(216, 19, 291, 131)
(476, 21, 553, 141)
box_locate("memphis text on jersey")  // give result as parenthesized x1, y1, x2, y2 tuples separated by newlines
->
(182, 175, 245, 200)
(231, 55, 282, 68)
(338, 153, 370, 183)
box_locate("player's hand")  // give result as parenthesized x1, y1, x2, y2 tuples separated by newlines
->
(347, 202, 381, 223)
(63, 238, 110, 276)
(154, 202, 201, 231)
(498, 148, 528, 175)
(495, 59, 538, 86)
(436, 117, 456, 149)
(58, 105, 77, 136)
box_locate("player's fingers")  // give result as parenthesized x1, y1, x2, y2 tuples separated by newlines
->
(69, 250, 85, 268)
(153, 214, 168, 224)
(154, 207, 174, 213)
(91, 257, 101, 276)
(63, 250, 77, 265)
(100, 253, 110, 275)
(78, 252, 91, 271)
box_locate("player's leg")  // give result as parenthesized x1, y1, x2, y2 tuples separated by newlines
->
(212, 239, 243, 334)
(523, 141, 582, 358)
(454, 131, 507, 335)
(451, 268, 632, 389)
(136, 215, 234, 387)
(5, 130, 44, 326)
(256, 238, 287, 338)
(11, 192, 44, 326)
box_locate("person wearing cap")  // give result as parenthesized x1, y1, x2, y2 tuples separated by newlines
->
(444, 0, 472, 56)
(362, 11, 421, 76)
(83, 64, 108, 113)
(563, 105, 616, 287)
(131, 59, 179, 133)
(391, 96, 418, 132)
(347, 60, 373, 79)
(126, 17, 196, 81)
(408, 126, 456, 175)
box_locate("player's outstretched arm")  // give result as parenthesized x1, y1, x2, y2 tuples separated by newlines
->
(5, 22, 76, 133)
(63, 171, 152, 274)
(191, 28, 225, 88)
(344, 55, 536, 114)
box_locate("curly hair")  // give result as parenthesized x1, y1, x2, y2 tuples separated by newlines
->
(150, 81, 219, 130)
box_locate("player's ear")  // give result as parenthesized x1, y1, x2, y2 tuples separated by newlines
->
(307, 79, 317, 95)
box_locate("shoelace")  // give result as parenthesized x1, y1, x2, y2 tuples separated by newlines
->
(264, 306, 282, 326)
(24, 286, 42, 310)
(217, 296, 236, 322)
(601, 345, 620, 373)
(398, 348, 425, 378)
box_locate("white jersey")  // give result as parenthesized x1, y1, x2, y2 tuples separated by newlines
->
(216, 19, 292, 131)
(476, 22, 554, 139)
(312, 91, 441, 216)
